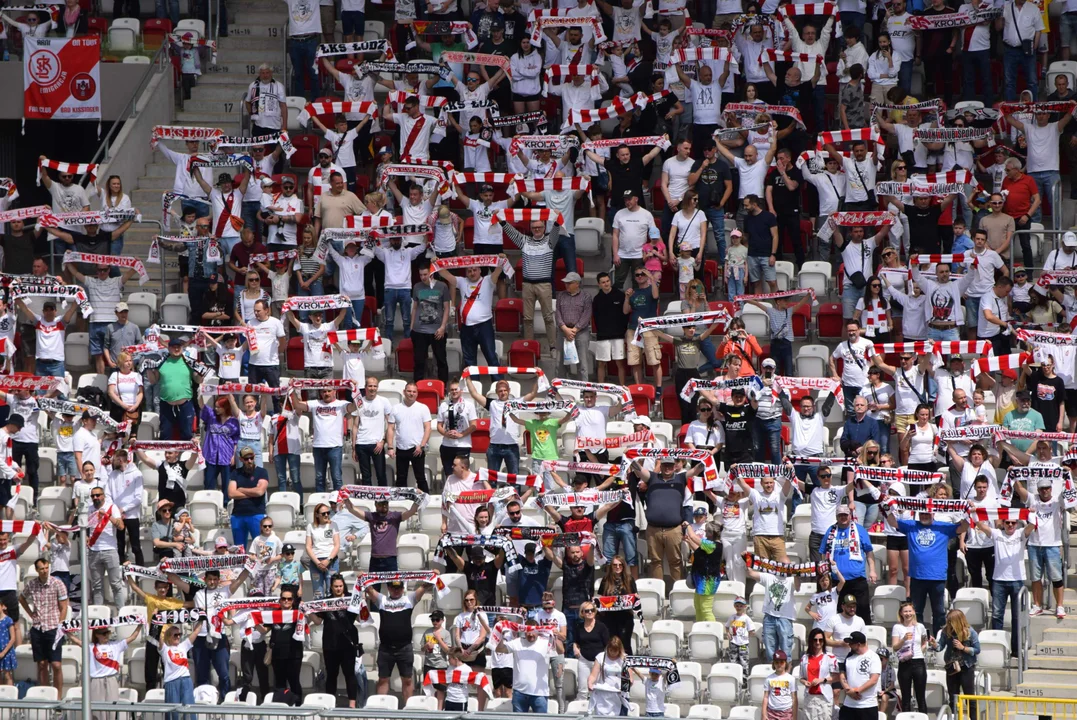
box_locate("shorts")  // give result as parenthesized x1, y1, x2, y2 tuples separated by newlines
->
(886, 535, 908, 551)
(512, 92, 542, 103)
(466, 648, 488, 668)
(1067, 389, 1077, 418)
(377, 642, 415, 678)
(590, 338, 626, 362)
(88, 322, 109, 355)
(31, 627, 62, 663)
(1029, 544, 1064, 584)
(0, 590, 17, 622)
(492, 667, 514, 689)
(894, 414, 915, 434)
(626, 329, 661, 367)
(341, 9, 365, 35)
(57, 451, 77, 478)
(747, 255, 776, 283)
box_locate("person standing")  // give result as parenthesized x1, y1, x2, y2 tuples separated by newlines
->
(839, 632, 881, 720)
(367, 580, 433, 703)
(228, 446, 269, 547)
(742, 194, 779, 294)
(590, 272, 629, 385)
(496, 619, 562, 713)
(1001, 159, 1041, 267)
(76, 624, 142, 715)
(353, 378, 392, 487)
(437, 262, 505, 371)
(556, 273, 593, 381)
(1011, 478, 1067, 618)
(765, 149, 805, 267)
(284, 0, 322, 98)
(158, 337, 198, 441)
(388, 383, 433, 492)
(636, 457, 692, 581)
(246, 300, 287, 412)
(411, 264, 450, 385)
(18, 558, 68, 699)
(105, 449, 145, 567)
(819, 504, 877, 625)
(85, 487, 126, 608)
(611, 190, 659, 290)
(1000, 0, 1043, 101)
(244, 65, 288, 139)
(294, 389, 355, 493)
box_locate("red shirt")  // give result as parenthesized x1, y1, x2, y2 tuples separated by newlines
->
(1001, 173, 1039, 219)
(807, 654, 824, 695)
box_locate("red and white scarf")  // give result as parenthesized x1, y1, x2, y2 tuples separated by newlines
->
(724, 102, 807, 130)
(971, 507, 1035, 523)
(423, 669, 494, 697)
(732, 288, 817, 308)
(631, 309, 731, 347)
(0, 205, 50, 224)
(760, 49, 823, 65)
(37, 157, 97, 185)
(975, 352, 1030, 373)
(410, 20, 479, 48)
(998, 100, 1077, 116)
(671, 46, 736, 65)
(0, 375, 60, 392)
(452, 172, 518, 186)
(378, 162, 448, 190)
(429, 254, 514, 278)
(280, 293, 351, 314)
(828, 211, 898, 227)
(512, 177, 590, 194)
(476, 468, 543, 487)
(241, 609, 307, 648)
(324, 328, 383, 348)
(882, 496, 970, 514)
(576, 429, 655, 450)
(931, 340, 993, 355)
(771, 376, 842, 400)
(563, 96, 637, 128)
(775, 2, 838, 19)
(817, 127, 885, 152)
(550, 379, 634, 416)
(909, 254, 971, 267)
(490, 208, 565, 227)
(490, 619, 560, 646)
(39, 210, 140, 228)
(61, 251, 149, 285)
(87, 504, 116, 548)
(350, 571, 451, 622)
(622, 448, 720, 491)
(248, 250, 298, 265)
(441, 51, 511, 77)
(540, 460, 623, 476)
(528, 10, 607, 44)
(297, 101, 379, 127)
(581, 135, 671, 151)
(385, 91, 449, 109)
(874, 342, 933, 354)
(908, 5, 1000, 29)
(744, 552, 824, 576)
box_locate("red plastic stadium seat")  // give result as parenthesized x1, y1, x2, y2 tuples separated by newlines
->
(87, 16, 107, 34)
(495, 298, 523, 334)
(415, 379, 444, 414)
(817, 302, 844, 340)
(396, 337, 414, 374)
(353, 175, 370, 198)
(286, 336, 304, 372)
(289, 133, 321, 169)
(677, 424, 689, 446)
(628, 384, 656, 417)
(142, 18, 172, 50)
(554, 258, 585, 292)
(471, 418, 491, 453)
(509, 339, 540, 367)
(792, 303, 811, 339)
(362, 296, 377, 328)
(463, 216, 475, 249)
(661, 384, 681, 422)
(703, 260, 719, 294)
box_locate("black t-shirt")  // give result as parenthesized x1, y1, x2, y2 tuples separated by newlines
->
(691, 157, 732, 210)
(462, 559, 500, 606)
(921, 6, 955, 56)
(2, 232, 35, 274)
(592, 287, 629, 340)
(1029, 370, 1066, 431)
(607, 157, 646, 210)
(744, 210, 778, 256)
(562, 558, 594, 610)
(906, 205, 943, 254)
(500, 10, 527, 42)
(719, 402, 756, 449)
(376, 592, 416, 648)
(574, 618, 610, 661)
(766, 166, 803, 214)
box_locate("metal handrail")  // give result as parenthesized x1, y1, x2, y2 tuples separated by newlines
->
(1053, 180, 1063, 232)
(1018, 585, 1030, 685)
(0, 701, 583, 719)
(81, 42, 171, 182)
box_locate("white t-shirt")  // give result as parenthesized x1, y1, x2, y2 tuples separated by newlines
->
(842, 651, 881, 708)
(245, 79, 285, 129)
(299, 321, 333, 368)
(89, 639, 128, 678)
(6, 393, 39, 445)
(1025, 121, 1061, 173)
(34, 314, 66, 361)
(307, 521, 337, 558)
(613, 207, 657, 259)
(810, 588, 839, 630)
(858, 383, 894, 421)
(891, 622, 928, 661)
(826, 613, 865, 660)
(354, 395, 393, 446)
(209, 188, 243, 239)
(759, 572, 796, 620)
(506, 635, 553, 696)
(444, 472, 482, 533)
(286, 0, 322, 35)
(672, 209, 705, 251)
(991, 527, 1028, 581)
(393, 112, 438, 161)
(390, 401, 432, 449)
(87, 503, 121, 552)
(810, 483, 849, 535)
(750, 487, 787, 536)
(108, 371, 143, 407)
(217, 346, 242, 380)
(734, 157, 768, 198)
(832, 337, 875, 388)
(309, 399, 350, 448)
(662, 156, 695, 204)
(437, 399, 477, 449)
(487, 398, 522, 445)
(1029, 495, 1064, 547)
(161, 639, 193, 684)
(843, 156, 877, 202)
(261, 192, 303, 246)
(248, 316, 286, 367)
(765, 672, 796, 712)
(689, 80, 721, 125)
(74, 426, 101, 471)
(454, 276, 494, 326)
(469, 199, 508, 248)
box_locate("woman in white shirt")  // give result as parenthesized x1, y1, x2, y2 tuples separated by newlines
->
(234, 271, 271, 325)
(305, 503, 341, 599)
(510, 36, 544, 113)
(900, 404, 938, 470)
(107, 352, 144, 433)
(161, 617, 204, 707)
(853, 276, 892, 342)
(667, 189, 707, 267)
(0, 9, 55, 39)
(587, 636, 628, 717)
(98, 175, 134, 256)
(890, 601, 929, 714)
(228, 393, 268, 468)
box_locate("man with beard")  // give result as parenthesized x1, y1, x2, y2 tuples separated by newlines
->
(584, 141, 665, 222)
(676, 62, 731, 157)
(910, 259, 976, 341)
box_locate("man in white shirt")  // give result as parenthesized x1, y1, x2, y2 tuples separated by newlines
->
(1001, 0, 1044, 101)
(783, 16, 834, 131)
(436, 379, 478, 479)
(38, 160, 90, 233)
(611, 189, 659, 289)
(260, 175, 304, 249)
(1013, 478, 1067, 618)
(779, 389, 838, 492)
(910, 261, 977, 342)
(152, 137, 212, 217)
(17, 299, 78, 379)
(352, 378, 393, 487)
(244, 65, 288, 136)
(963, 229, 1007, 341)
(104, 449, 145, 567)
(735, 23, 773, 98)
(799, 154, 845, 261)
(824, 140, 877, 211)
(824, 594, 867, 663)
(246, 300, 287, 411)
(873, 352, 935, 433)
(373, 234, 429, 343)
(285, 0, 322, 97)
(979, 276, 1015, 355)
(736, 473, 795, 562)
(437, 261, 504, 370)
(1003, 105, 1074, 223)
(716, 140, 777, 227)
(294, 388, 356, 493)
(388, 382, 433, 492)
(306, 149, 346, 213)
(830, 320, 876, 412)
(389, 96, 441, 161)
(194, 171, 250, 257)
(495, 619, 561, 713)
(840, 632, 881, 713)
(885, 0, 915, 91)
(85, 486, 126, 607)
(976, 509, 1035, 653)
(675, 61, 730, 158)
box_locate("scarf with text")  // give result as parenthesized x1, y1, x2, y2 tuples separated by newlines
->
(39, 209, 141, 228)
(349, 570, 450, 620)
(744, 552, 827, 576)
(680, 375, 764, 402)
(0, 205, 50, 224)
(187, 153, 253, 172)
(506, 399, 578, 418)
(297, 101, 379, 127)
(509, 134, 580, 156)
(998, 101, 1077, 116)
(595, 594, 643, 621)
(335, 484, 427, 509)
(440, 51, 511, 78)
(532, 489, 631, 509)
(828, 211, 898, 227)
(550, 378, 634, 416)
(1000, 465, 1074, 505)
(622, 448, 720, 491)
(871, 98, 945, 117)
(370, 224, 432, 240)
(61, 251, 148, 285)
(0, 376, 61, 393)
(576, 429, 655, 451)
(279, 293, 351, 314)
(912, 127, 994, 144)
(622, 656, 680, 692)
(241, 609, 306, 648)
(489, 113, 547, 131)
(37, 158, 97, 185)
(248, 250, 299, 267)
(631, 309, 731, 347)
(490, 619, 560, 646)
(733, 288, 817, 309)
(528, 10, 607, 44)
(313, 40, 395, 69)
(876, 182, 971, 197)
(443, 99, 499, 115)
(908, 5, 1000, 29)
(378, 162, 449, 190)
(581, 135, 672, 151)
(206, 382, 289, 396)
(147, 235, 222, 265)
(433, 533, 520, 567)
(881, 496, 970, 514)
(159, 553, 253, 574)
(539, 460, 624, 476)
(938, 424, 1001, 441)
(299, 596, 353, 615)
(9, 282, 91, 317)
(1035, 271, 1077, 288)
(771, 376, 842, 400)
(493, 526, 559, 542)
(151, 609, 205, 625)
(410, 19, 479, 48)
(423, 669, 494, 697)
(730, 463, 795, 483)
(429, 253, 515, 278)
(477, 606, 527, 620)
(724, 103, 807, 130)
(1016, 327, 1077, 345)
(150, 124, 220, 143)
(854, 465, 942, 495)
(55, 615, 143, 647)
(477, 469, 543, 487)
(445, 486, 518, 505)
(358, 60, 449, 78)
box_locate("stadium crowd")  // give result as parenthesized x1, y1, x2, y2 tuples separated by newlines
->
(3, 0, 1077, 716)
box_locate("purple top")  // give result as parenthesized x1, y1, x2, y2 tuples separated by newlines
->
(200, 405, 240, 466)
(361, 510, 403, 558)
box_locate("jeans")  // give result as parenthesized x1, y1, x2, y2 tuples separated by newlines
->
(313, 446, 344, 492)
(164, 675, 195, 720)
(287, 35, 320, 98)
(309, 556, 339, 598)
(356, 444, 389, 486)
(563, 607, 579, 658)
(911, 577, 947, 636)
(298, 278, 325, 323)
(35, 359, 64, 378)
(160, 401, 195, 441)
(1029, 544, 1064, 583)
(769, 337, 794, 376)
(369, 555, 398, 574)
(812, 85, 827, 134)
(898, 60, 913, 93)
(383, 287, 412, 342)
(1029, 171, 1060, 225)
(249, 365, 282, 413)
(991, 578, 1023, 655)
(927, 326, 960, 342)
(752, 416, 783, 465)
(554, 233, 577, 286)
(762, 615, 793, 660)
(876, 418, 891, 454)
(602, 519, 639, 567)
(841, 283, 865, 320)
(726, 267, 745, 302)
(88, 549, 126, 606)
(155, 0, 180, 25)
(1003, 44, 1038, 101)
(961, 49, 994, 107)
(274, 453, 302, 502)
(241, 201, 261, 243)
(347, 296, 364, 330)
(231, 513, 265, 549)
(204, 463, 231, 492)
(704, 208, 726, 264)
(853, 500, 880, 528)
(461, 319, 499, 368)
(486, 443, 520, 474)
(699, 337, 720, 373)
(193, 635, 231, 696)
(512, 691, 548, 713)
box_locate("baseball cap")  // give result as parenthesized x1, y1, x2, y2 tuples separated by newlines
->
(208, 273, 220, 283)
(693, 506, 707, 516)
(846, 631, 867, 645)
(216, 172, 232, 185)
(282, 544, 295, 553)
(563, 272, 582, 283)
(1038, 478, 1055, 489)
(762, 358, 776, 368)
(842, 594, 857, 605)
(215, 536, 229, 548)
(389, 580, 404, 588)
(281, 176, 296, 186)
(1063, 231, 1077, 248)
(733, 596, 747, 605)
(623, 189, 638, 199)
(115, 301, 129, 312)
(634, 416, 652, 427)
(836, 503, 851, 516)
(318, 148, 332, 158)
(377, 146, 393, 156)
(1016, 389, 1032, 401)
(168, 336, 185, 347)
(773, 650, 788, 661)
(1001, 368, 1018, 380)
(239, 446, 256, 459)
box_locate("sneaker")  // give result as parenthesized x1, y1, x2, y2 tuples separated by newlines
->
(1058, 606, 1067, 619)
(1031, 604, 1044, 616)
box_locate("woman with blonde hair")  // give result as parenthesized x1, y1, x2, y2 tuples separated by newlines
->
(573, 600, 609, 702)
(97, 175, 135, 258)
(296, 225, 326, 322)
(587, 635, 628, 717)
(107, 351, 143, 434)
(304, 502, 340, 598)
(852, 440, 882, 526)
(937, 609, 979, 717)
(891, 600, 929, 712)
(683, 280, 721, 371)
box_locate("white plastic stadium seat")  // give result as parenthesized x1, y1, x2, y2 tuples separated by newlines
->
(125, 291, 158, 327)
(774, 260, 794, 291)
(161, 293, 192, 324)
(647, 619, 684, 658)
(795, 344, 831, 378)
(798, 261, 831, 296)
(953, 587, 990, 629)
(365, 695, 400, 710)
(108, 17, 140, 52)
(871, 585, 907, 626)
(688, 704, 724, 720)
(575, 217, 604, 256)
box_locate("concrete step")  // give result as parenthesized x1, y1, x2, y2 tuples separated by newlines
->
(142, 163, 183, 179)
(181, 99, 247, 116)
(213, 35, 286, 51)
(134, 178, 175, 193)
(1040, 628, 1077, 643)
(223, 10, 289, 24)
(1026, 655, 1077, 671)
(174, 113, 241, 134)
(1014, 682, 1077, 699)
(226, 23, 289, 39)
(216, 48, 288, 64)
(203, 63, 284, 78)
(1032, 639, 1077, 657)
(197, 72, 276, 86)
(188, 85, 252, 101)
(1021, 669, 1077, 684)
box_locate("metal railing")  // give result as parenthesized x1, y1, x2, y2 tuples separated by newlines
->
(957, 694, 1077, 720)
(1018, 585, 1030, 685)
(1053, 179, 1063, 232)
(1006, 227, 1075, 278)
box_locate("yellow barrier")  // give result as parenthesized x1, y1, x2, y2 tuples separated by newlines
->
(958, 694, 1077, 720)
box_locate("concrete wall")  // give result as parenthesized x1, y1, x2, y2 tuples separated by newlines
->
(97, 64, 175, 191)
(0, 63, 155, 121)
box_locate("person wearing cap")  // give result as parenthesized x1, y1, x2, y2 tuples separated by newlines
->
(635, 452, 708, 582)
(554, 272, 593, 380)
(1010, 474, 1067, 618)
(498, 214, 560, 353)
(193, 168, 250, 257)
(312, 112, 367, 191)
(366, 576, 434, 702)
(306, 146, 347, 213)
(1020, 354, 1067, 435)
(761, 649, 797, 720)
(819, 500, 876, 625)
(260, 173, 304, 251)
(11, 295, 73, 380)
(454, 180, 511, 273)
(312, 170, 364, 243)
(1000, 387, 1046, 457)
(585, 142, 664, 228)
(83, 481, 127, 610)
(101, 300, 143, 372)
(838, 630, 881, 717)
(612, 190, 660, 290)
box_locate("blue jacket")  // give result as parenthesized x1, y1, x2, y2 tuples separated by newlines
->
(840, 414, 882, 455)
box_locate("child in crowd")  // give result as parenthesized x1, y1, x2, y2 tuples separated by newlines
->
(677, 242, 700, 301)
(630, 666, 667, 718)
(725, 229, 747, 300)
(1012, 269, 1032, 317)
(951, 219, 973, 272)
(276, 543, 302, 597)
(725, 596, 755, 685)
(972, 389, 988, 423)
(642, 235, 667, 287)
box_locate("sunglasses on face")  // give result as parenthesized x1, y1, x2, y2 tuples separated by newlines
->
(262, 523, 273, 529)
(318, 511, 330, 517)
(91, 493, 104, 499)
(508, 510, 521, 516)
(634, 273, 645, 277)
(280, 596, 294, 602)
(581, 608, 595, 614)
(870, 283, 881, 288)
(819, 473, 831, 479)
